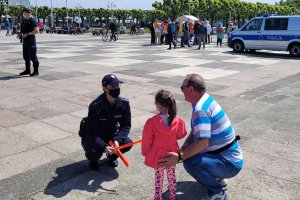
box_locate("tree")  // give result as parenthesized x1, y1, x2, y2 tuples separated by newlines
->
(38, 6, 51, 24)
(9, 5, 24, 23)
(95, 8, 105, 26)
(131, 9, 145, 24)
(278, 0, 300, 13)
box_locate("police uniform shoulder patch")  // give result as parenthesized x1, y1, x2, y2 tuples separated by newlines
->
(120, 97, 129, 103)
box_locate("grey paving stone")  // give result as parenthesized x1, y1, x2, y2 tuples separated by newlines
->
(0, 146, 62, 181)
(215, 97, 250, 112)
(200, 61, 261, 71)
(257, 129, 300, 148)
(238, 90, 266, 100)
(0, 127, 38, 158)
(226, 109, 251, 125)
(272, 86, 300, 97)
(69, 109, 88, 118)
(40, 100, 86, 114)
(0, 110, 35, 128)
(0, 95, 41, 109)
(14, 105, 65, 120)
(234, 117, 273, 138)
(63, 95, 95, 107)
(36, 72, 80, 81)
(243, 138, 300, 162)
(0, 152, 89, 200)
(229, 169, 300, 200)
(244, 151, 300, 183)
(8, 121, 72, 144)
(257, 94, 289, 104)
(41, 114, 82, 134)
(46, 136, 82, 155)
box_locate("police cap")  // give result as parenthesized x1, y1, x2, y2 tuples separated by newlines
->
(102, 74, 123, 86)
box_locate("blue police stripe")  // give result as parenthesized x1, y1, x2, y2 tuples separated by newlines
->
(202, 96, 214, 111)
(240, 35, 260, 40)
(233, 34, 299, 41)
(211, 125, 233, 139)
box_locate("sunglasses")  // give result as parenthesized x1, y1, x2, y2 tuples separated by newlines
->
(180, 85, 189, 91)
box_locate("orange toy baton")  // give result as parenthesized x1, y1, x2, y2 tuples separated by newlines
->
(109, 141, 129, 167)
(115, 139, 142, 151)
(109, 139, 143, 167)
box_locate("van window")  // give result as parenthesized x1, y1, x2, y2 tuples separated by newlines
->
(265, 18, 288, 30)
(242, 19, 263, 31)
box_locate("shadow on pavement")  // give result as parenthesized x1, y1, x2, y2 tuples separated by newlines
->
(44, 159, 119, 198)
(223, 50, 300, 60)
(162, 181, 207, 200)
(0, 75, 30, 81)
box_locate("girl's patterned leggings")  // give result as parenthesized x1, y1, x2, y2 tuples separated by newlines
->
(152, 166, 176, 200)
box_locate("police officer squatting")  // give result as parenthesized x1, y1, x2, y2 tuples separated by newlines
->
(19, 8, 40, 77)
(80, 74, 133, 170)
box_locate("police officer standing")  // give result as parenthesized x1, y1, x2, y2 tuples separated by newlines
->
(19, 8, 40, 77)
(82, 74, 133, 170)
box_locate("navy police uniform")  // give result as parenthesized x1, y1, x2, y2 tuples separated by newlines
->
(82, 93, 132, 163)
(20, 16, 39, 74)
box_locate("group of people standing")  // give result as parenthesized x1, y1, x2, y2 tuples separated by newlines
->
(148, 18, 230, 50)
(150, 18, 177, 50)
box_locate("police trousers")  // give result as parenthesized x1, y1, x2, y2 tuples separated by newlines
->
(23, 37, 39, 70)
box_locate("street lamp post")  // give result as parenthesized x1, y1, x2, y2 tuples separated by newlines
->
(76, 4, 82, 28)
(4, 3, 8, 16)
(35, 0, 37, 19)
(66, 0, 68, 27)
(51, 0, 53, 28)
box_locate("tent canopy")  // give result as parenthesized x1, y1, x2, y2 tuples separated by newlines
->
(177, 15, 198, 23)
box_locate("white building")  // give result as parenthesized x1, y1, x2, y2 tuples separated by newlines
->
(0, 0, 30, 7)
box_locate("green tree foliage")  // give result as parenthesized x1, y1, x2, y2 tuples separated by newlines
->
(152, 0, 299, 23)
(3, 0, 298, 27)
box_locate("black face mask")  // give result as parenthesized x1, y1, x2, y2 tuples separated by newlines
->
(108, 88, 120, 98)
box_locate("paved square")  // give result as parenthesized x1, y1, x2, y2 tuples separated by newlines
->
(150, 66, 239, 79)
(0, 32, 299, 200)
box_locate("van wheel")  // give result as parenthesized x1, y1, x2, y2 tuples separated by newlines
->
(289, 44, 300, 57)
(233, 41, 245, 53)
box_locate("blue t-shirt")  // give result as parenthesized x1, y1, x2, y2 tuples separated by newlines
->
(191, 93, 243, 168)
(5, 21, 11, 29)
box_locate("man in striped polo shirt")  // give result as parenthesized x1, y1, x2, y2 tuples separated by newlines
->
(159, 74, 243, 200)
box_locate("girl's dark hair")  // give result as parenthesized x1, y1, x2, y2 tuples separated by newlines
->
(155, 89, 177, 126)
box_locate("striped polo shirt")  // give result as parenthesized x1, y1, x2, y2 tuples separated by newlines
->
(191, 93, 243, 168)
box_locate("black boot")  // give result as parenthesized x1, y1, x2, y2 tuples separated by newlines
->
(106, 153, 119, 167)
(30, 70, 39, 77)
(19, 69, 31, 76)
(89, 161, 100, 171)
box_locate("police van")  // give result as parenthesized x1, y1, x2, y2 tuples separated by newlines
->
(228, 14, 300, 57)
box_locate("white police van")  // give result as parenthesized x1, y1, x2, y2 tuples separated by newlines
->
(228, 14, 300, 57)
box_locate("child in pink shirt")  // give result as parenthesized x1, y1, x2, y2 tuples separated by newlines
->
(142, 89, 187, 200)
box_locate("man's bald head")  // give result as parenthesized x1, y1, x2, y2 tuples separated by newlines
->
(185, 74, 206, 93)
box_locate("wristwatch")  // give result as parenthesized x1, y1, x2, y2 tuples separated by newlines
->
(178, 152, 183, 163)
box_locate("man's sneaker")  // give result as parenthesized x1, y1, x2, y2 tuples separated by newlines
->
(201, 191, 229, 200)
(217, 178, 228, 188)
(30, 71, 39, 76)
(89, 161, 99, 171)
(19, 70, 31, 76)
